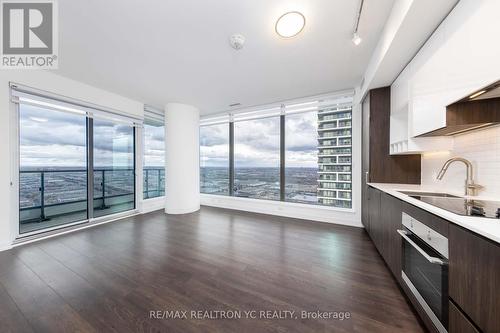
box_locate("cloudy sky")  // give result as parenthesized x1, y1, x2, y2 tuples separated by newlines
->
(200, 112, 318, 168)
(20, 104, 136, 168)
(20, 103, 318, 170)
(200, 123, 229, 167)
(143, 123, 165, 167)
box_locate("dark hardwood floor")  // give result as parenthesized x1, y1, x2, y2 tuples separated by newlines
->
(0, 207, 425, 333)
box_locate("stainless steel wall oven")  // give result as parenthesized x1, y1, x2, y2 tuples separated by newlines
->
(398, 212, 449, 333)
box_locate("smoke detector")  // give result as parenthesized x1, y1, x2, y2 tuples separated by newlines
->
(229, 34, 245, 50)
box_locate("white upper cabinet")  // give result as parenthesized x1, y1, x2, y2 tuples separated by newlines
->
(390, 46, 453, 155)
(390, 64, 410, 148)
(411, 0, 500, 137)
(390, 0, 500, 154)
(444, 0, 500, 102)
(410, 22, 449, 137)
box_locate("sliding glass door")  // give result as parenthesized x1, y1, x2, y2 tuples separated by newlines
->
(93, 119, 135, 218)
(17, 93, 137, 236)
(19, 104, 88, 234)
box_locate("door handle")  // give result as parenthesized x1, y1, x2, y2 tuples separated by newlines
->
(397, 230, 447, 265)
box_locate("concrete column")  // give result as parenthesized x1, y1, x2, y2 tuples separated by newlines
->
(164, 103, 200, 214)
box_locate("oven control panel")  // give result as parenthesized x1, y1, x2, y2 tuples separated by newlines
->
(402, 212, 449, 258)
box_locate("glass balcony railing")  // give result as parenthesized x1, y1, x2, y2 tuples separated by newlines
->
(143, 168, 165, 199)
(18, 168, 161, 234)
(20, 169, 88, 229)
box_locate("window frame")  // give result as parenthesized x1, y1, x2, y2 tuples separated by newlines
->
(199, 95, 354, 211)
(11, 84, 139, 239)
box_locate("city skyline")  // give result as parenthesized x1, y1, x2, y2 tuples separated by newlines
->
(200, 107, 352, 208)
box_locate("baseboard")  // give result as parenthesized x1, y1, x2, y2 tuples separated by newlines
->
(0, 242, 13, 252)
(165, 204, 201, 215)
(201, 194, 362, 228)
(141, 196, 165, 213)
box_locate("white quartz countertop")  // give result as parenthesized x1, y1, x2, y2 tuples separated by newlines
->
(368, 183, 500, 244)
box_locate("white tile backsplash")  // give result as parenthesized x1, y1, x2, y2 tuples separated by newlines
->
(421, 125, 500, 197)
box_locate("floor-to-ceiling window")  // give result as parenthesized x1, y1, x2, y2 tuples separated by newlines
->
(200, 123, 229, 195)
(143, 109, 165, 199)
(199, 95, 353, 209)
(233, 117, 281, 200)
(19, 104, 88, 234)
(284, 111, 319, 204)
(93, 119, 135, 218)
(14, 86, 139, 236)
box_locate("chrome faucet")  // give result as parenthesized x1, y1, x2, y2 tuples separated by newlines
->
(436, 157, 481, 196)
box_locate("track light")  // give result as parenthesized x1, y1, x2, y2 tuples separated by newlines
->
(352, 32, 362, 46)
(352, 0, 364, 46)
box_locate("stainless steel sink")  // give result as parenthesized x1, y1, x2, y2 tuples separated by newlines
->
(398, 191, 461, 198)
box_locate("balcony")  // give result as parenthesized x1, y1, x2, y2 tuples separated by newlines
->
(19, 168, 162, 234)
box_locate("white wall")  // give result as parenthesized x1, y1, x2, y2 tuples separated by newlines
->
(0, 70, 144, 251)
(421, 126, 500, 198)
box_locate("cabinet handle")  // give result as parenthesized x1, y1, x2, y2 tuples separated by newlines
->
(365, 172, 369, 183)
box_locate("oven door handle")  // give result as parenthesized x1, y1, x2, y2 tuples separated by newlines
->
(397, 230, 447, 266)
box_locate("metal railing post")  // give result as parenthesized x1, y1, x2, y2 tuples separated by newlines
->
(101, 169, 106, 209)
(157, 169, 161, 197)
(39, 171, 46, 221)
(145, 169, 149, 198)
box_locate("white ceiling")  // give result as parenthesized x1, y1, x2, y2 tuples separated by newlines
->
(55, 0, 395, 115)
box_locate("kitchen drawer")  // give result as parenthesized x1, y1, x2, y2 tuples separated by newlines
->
(449, 301, 479, 333)
(449, 224, 500, 333)
(402, 202, 449, 237)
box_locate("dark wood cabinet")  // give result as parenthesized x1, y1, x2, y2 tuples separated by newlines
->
(361, 87, 421, 227)
(366, 188, 404, 283)
(449, 224, 500, 333)
(362, 94, 371, 230)
(366, 88, 421, 184)
(360, 84, 499, 333)
(362, 89, 497, 332)
(449, 302, 480, 333)
(367, 186, 381, 250)
(367, 188, 499, 333)
(381, 193, 403, 282)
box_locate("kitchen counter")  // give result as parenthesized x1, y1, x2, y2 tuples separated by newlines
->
(368, 183, 500, 244)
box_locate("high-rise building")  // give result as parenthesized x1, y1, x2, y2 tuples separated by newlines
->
(317, 106, 353, 208)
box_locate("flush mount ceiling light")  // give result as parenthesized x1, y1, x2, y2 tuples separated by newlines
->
(275, 11, 305, 38)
